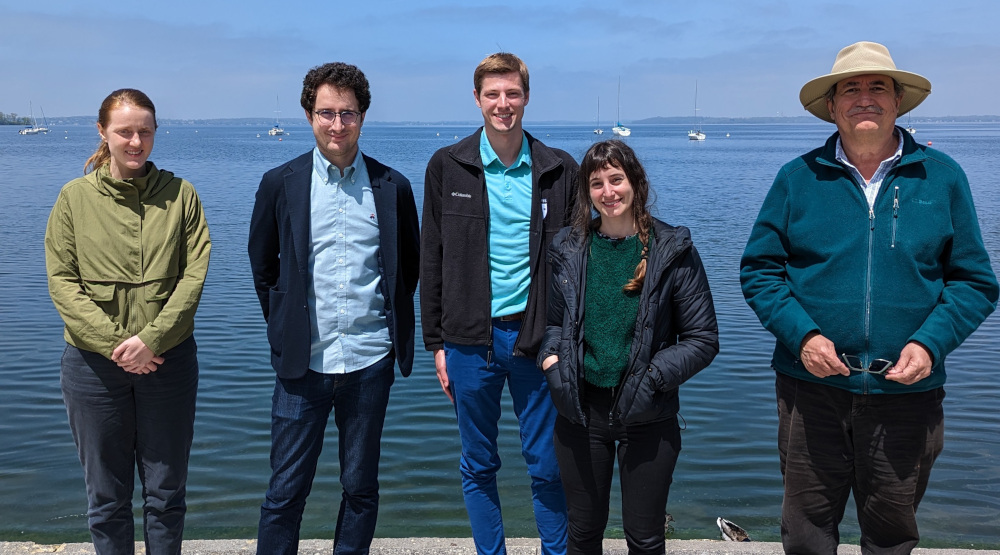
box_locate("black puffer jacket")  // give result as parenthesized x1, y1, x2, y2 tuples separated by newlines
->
(538, 219, 719, 426)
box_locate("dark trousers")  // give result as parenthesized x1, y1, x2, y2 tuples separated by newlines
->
(775, 373, 945, 555)
(60, 336, 198, 555)
(553, 383, 681, 555)
(256, 355, 395, 555)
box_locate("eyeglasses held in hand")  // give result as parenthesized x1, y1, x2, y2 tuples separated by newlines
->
(313, 110, 361, 125)
(840, 354, 894, 375)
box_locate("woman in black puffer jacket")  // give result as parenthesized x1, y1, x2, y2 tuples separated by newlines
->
(538, 140, 718, 555)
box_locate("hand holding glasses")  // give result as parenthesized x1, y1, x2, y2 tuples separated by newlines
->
(313, 110, 361, 125)
(840, 354, 894, 375)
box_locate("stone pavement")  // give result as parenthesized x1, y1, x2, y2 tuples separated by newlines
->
(1, 538, 997, 554)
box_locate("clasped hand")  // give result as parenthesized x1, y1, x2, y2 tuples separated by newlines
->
(112, 336, 164, 374)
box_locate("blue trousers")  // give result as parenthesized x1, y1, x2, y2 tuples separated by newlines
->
(445, 319, 567, 555)
(776, 372, 945, 555)
(60, 336, 198, 555)
(257, 355, 395, 555)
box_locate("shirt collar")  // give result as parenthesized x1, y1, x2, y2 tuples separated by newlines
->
(834, 130, 904, 171)
(479, 130, 531, 170)
(313, 147, 364, 185)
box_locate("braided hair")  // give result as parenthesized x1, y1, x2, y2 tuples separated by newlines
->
(572, 140, 653, 292)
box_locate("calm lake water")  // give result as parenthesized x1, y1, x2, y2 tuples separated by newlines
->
(2, 122, 998, 549)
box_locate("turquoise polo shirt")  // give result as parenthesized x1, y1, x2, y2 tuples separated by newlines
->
(480, 131, 532, 318)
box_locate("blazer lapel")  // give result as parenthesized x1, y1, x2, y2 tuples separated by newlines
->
(284, 154, 313, 278)
(368, 157, 398, 280)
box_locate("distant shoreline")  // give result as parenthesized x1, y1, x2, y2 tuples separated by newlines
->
(6, 116, 1000, 127)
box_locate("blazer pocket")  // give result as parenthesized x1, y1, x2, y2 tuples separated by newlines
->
(266, 290, 287, 355)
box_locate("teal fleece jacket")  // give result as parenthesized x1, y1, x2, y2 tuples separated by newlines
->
(740, 128, 998, 394)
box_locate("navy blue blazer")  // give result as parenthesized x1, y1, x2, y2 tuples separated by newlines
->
(248, 151, 420, 379)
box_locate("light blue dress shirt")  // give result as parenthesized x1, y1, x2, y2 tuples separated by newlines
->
(481, 132, 533, 318)
(836, 130, 904, 209)
(307, 147, 391, 374)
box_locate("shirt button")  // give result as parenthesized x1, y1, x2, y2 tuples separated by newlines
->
(339, 283, 345, 289)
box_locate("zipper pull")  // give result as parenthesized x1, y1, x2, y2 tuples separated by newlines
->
(869, 207, 875, 230)
(893, 186, 899, 217)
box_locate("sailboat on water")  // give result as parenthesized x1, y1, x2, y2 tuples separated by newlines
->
(688, 81, 705, 141)
(268, 96, 284, 136)
(17, 102, 49, 135)
(612, 77, 631, 137)
(593, 97, 603, 135)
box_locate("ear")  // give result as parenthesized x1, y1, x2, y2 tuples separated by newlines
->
(524, 90, 530, 107)
(473, 88, 482, 109)
(826, 98, 836, 123)
(358, 111, 366, 126)
(96, 123, 106, 142)
(304, 109, 313, 123)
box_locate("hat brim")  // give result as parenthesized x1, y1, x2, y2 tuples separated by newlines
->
(800, 69, 931, 123)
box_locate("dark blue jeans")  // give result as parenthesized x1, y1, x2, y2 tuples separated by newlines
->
(776, 373, 945, 555)
(444, 319, 567, 555)
(257, 355, 395, 555)
(60, 336, 198, 555)
(553, 383, 681, 555)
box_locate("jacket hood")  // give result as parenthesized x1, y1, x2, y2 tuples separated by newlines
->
(86, 162, 177, 201)
(553, 219, 692, 265)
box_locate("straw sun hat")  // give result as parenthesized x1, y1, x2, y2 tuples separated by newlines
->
(799, 41, 931, 123)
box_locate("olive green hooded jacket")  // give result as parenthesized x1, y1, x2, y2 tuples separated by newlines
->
(45, 163, 211, 358)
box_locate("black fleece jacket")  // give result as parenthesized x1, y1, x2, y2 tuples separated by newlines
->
(420, 128, 578, 357)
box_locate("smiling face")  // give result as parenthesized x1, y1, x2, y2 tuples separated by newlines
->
(307, 83, 365, 171)
(589, 163, 635, 233)
(99, 104, 156, 179)
(474, 72, 528, 137)
(827, 73, 902, 144)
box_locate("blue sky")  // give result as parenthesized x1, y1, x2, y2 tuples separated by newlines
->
(2, 0, 997, 122)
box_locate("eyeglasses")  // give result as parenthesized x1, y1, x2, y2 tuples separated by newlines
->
(313, 110, 361, 125)
(840, 354, 894, 375)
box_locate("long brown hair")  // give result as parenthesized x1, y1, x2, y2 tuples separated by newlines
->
(573, 140, 653, 292)
(84, 89, 158, 174)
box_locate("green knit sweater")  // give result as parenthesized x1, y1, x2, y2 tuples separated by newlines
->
(583, 231, 644, 387)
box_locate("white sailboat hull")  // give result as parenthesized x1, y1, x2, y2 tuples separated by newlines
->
(612, 126, 631, 137)
(688, 131, 705, 141)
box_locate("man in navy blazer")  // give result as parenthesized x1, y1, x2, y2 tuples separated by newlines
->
(248, 62, 419, 555)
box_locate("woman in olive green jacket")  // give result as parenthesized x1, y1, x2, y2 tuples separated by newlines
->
(44, 89, 210, 555)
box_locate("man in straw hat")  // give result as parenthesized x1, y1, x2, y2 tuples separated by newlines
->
(740, 41, 998, 552)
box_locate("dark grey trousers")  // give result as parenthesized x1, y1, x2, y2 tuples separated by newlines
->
(61, 336, 198, 555)
(776, 372, 944, 555)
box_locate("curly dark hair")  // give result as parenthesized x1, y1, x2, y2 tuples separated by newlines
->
(300, 62, 371, 114)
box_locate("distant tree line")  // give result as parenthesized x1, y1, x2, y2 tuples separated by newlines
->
(1, 112, 32, 125)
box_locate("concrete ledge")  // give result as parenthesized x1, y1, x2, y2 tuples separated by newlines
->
(0, 539, 994, 554)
